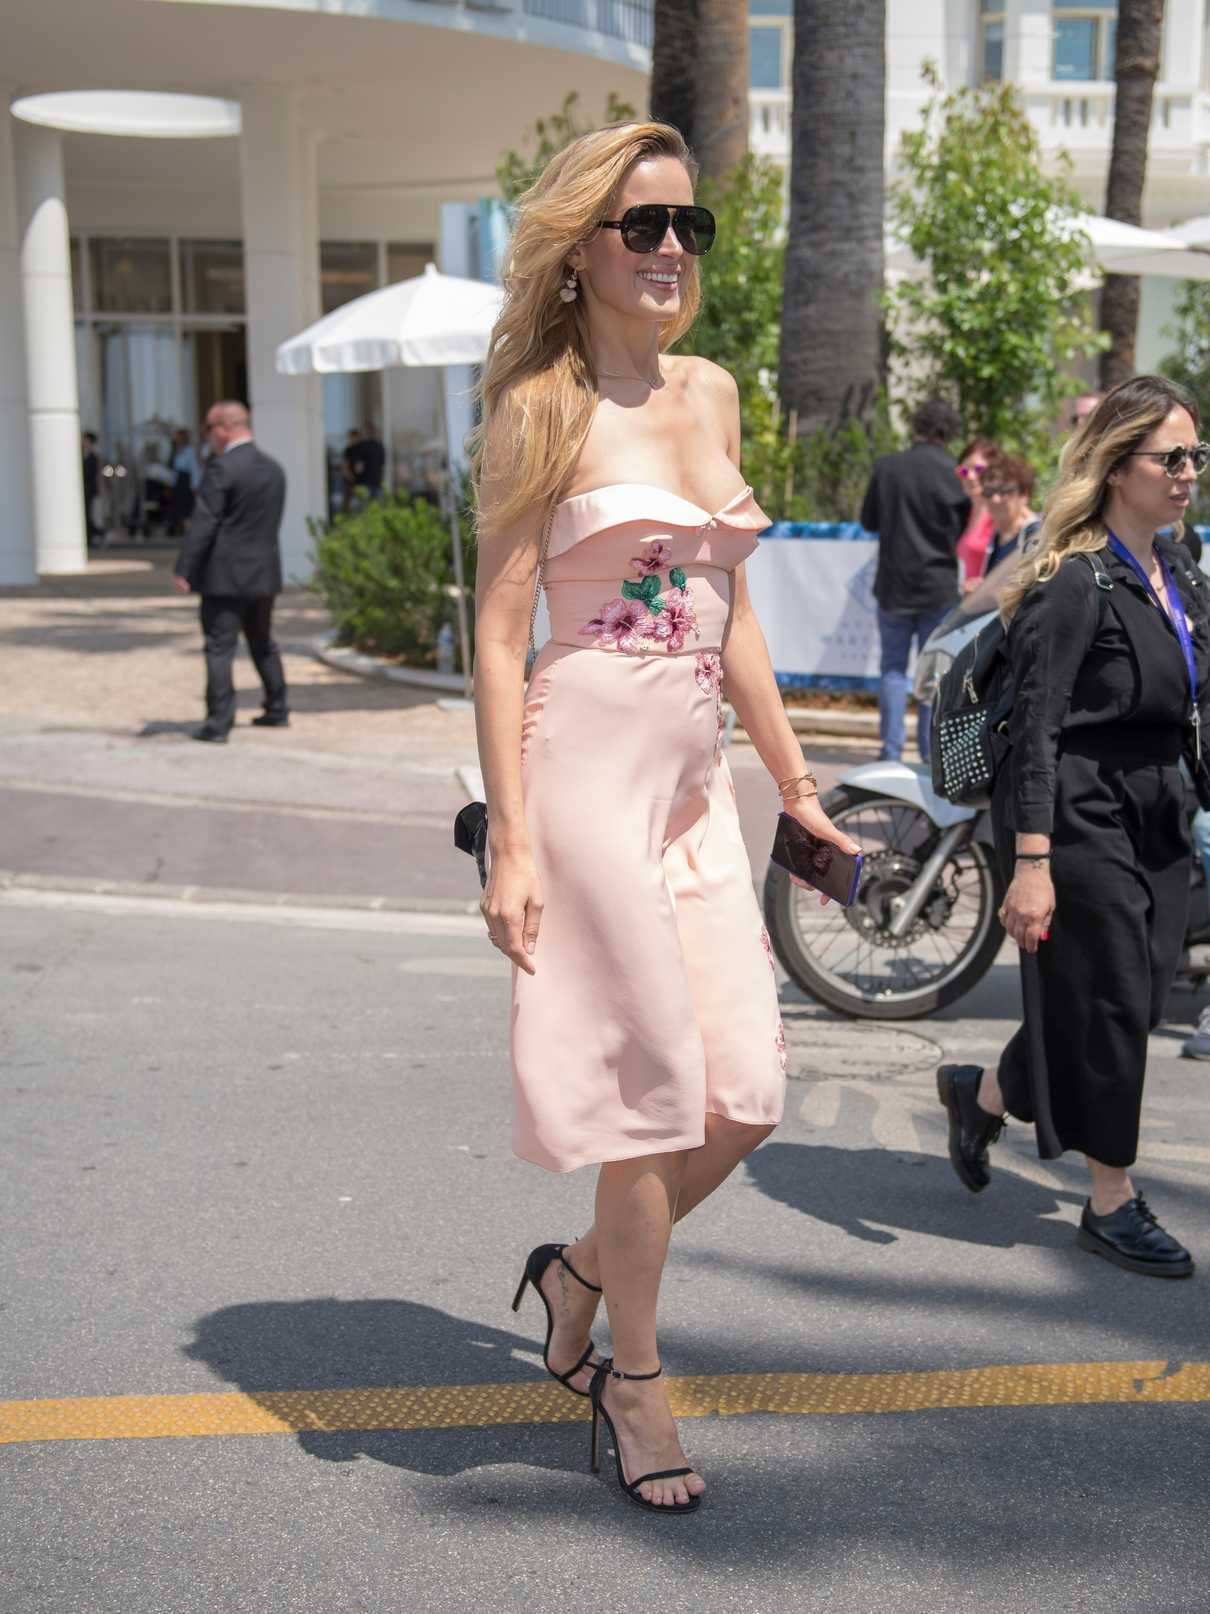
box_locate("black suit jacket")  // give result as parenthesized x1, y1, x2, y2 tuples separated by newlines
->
(175, 441, 286, 598)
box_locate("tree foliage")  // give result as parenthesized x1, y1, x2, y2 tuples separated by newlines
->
(496, 92, 637, 205)
(887, 65, 1106, 466)
(1160, 281, 1210, 520)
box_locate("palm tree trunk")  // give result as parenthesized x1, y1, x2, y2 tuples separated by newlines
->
(693, 0, 749, 182)
(780, 0, 885, 435)
(1100, 0, 1165, 390)
(650, 0, 699, 145)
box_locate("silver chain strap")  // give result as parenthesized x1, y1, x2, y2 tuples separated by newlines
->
(528, 497, 557, 661)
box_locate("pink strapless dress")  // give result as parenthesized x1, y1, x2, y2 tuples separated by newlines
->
(511, 483, 787, 1172)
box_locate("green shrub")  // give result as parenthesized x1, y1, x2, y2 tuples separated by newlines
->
(309, 493, 475, 664)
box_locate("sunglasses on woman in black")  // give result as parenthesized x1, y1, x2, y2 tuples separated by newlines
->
(1127, 443, 1210, 477)
(597, 204, 717, 256)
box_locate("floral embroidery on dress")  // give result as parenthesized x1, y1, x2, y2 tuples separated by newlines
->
(694, 650, 723, 695)
(650, 588, 698, 653)
(775, 1020, 787, 1073)
(579, 596, 654, 653)
(760, 925, 775, 971)
(580, 554, 702, 651)
(629, 542, 670, 579)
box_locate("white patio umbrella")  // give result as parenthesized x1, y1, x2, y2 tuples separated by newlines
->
(276, 263, 506, 696)
(885, 212, 1210, 282)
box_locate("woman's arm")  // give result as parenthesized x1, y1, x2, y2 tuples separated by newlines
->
(472, 452, 547, 975)
(706, 361, 859, 860)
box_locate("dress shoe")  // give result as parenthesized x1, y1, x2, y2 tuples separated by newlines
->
(251, 713, 289, 727)
(936, 1063, 1005, 1193)
(1077, 1194, 1194, 1278)
(191, 726, 228, 744)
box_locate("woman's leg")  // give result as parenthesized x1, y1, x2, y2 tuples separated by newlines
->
(593, 1147, 704, 1506)
(540, 1117, 773, 1393)
(979, 1069, 1135, 1212)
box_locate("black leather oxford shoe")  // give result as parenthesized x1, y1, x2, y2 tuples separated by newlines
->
(1077, 1195, 1194, 1279)
(936, 1064, 1005, 1193)
(191, 726, 228, 744)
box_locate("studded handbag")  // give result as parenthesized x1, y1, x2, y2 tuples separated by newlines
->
(930, 550, 1114, 807)
(929, 615, 1014, 806)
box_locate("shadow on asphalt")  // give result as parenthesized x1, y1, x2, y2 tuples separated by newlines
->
(748, 1140, 1088, 1250)
(183, 1297, 574, 1477)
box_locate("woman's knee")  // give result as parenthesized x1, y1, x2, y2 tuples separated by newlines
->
(705, 1114, 776, 1155)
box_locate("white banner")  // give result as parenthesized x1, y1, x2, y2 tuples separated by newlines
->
(745, 525, 881, 688)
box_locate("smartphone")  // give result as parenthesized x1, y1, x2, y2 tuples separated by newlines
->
(770, 812, 863, 907)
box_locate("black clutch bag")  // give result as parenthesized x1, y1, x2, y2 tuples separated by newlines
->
(453, 801, 489, 889)
(769, 812, 863, 907)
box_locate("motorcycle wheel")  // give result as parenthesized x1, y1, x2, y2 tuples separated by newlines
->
(764, 784, 1007, 1021)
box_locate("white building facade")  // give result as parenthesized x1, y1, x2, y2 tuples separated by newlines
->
(749, 0, 1210, 381)
(1, 0, 650, 584)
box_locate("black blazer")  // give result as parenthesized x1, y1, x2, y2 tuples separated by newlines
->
(175, 441, 286, 598)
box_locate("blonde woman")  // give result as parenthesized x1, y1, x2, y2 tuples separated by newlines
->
(938, 376, 1209, 1278)
(471, 122, 858, 1512)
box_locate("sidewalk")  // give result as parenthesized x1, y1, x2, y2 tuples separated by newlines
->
(0, 553, 861, 910)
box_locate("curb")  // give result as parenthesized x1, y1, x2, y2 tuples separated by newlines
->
(0, 868, 480, 918)
(312, 636, 881, 739)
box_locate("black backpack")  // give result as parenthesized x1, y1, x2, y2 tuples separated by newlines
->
(929, 551, 1113, 806)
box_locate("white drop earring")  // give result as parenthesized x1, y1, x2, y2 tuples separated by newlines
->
(559, 268, 579, 304)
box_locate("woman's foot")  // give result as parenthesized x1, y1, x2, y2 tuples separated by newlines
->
(937, 1064, 1005, 1193)
(537, 1243, 602, 1394)
(599, 1372, 706, 1508)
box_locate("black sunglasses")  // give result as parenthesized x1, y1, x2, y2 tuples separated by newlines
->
(598, 204, 716, 256)
(1127, 443, 1210, 477)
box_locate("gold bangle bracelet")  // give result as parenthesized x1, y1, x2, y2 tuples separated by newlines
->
(777, 771, 817, 793)
(781, 786, 818, 802)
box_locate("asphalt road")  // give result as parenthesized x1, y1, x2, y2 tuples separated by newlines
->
(3, 888, 1208, 1614)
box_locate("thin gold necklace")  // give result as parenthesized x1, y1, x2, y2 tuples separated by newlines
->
(596, 365, 662, 388)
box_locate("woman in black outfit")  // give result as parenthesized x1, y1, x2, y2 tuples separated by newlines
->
(938, 376, 1209, 1277)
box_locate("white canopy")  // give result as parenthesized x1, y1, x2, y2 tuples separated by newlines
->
(886, 212, 1210, 282)
(275, 263, 504, 375)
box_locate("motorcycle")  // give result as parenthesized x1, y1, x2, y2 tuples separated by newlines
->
(763, 589, 1210, 1019)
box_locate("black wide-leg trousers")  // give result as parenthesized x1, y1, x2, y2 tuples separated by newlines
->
(200, 594, 288, 734)
(993, 741, 1190, 1168)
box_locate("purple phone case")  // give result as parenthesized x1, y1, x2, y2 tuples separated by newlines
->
(770, 812, 863, 906)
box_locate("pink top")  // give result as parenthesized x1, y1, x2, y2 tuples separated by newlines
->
(543, 482, 771, 656)
(956, 510, 995, 581)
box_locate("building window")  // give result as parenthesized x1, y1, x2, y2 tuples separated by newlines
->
(1053, 0, 1118, 82)
(180, 240, 245, 316)
(750, 22, 786, 90)
(88, 237, 172, 315)
(386, 243, 432, 285)
(981, 4, 1005, 82)
(320, 242, 379, 315)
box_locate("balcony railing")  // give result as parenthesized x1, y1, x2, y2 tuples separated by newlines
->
(522, 0, 652, 47)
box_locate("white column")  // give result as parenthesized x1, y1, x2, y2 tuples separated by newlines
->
(14, 118, 85, 576)
(238, 86, 324, 583)
(0, 105, 35, 586)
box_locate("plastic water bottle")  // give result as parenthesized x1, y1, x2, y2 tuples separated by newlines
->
(436, 622, 456, 676)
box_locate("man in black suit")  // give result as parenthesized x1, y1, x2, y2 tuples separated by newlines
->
(173, 400, 289, 744)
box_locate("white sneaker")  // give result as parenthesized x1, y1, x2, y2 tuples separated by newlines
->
(1182, 1004, 1210, 1060)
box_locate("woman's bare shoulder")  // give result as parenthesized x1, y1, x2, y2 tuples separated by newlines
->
(665, 353, 739, 403)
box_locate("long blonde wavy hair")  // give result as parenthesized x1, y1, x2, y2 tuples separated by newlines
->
(1000, 374, 1202, 620)
(469, 121, 701, 531)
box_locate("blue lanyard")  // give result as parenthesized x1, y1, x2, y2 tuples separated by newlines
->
(1106, 530, 1201, 760)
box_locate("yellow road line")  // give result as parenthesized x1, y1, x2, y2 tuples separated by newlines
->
(2, 1362, 1207, 1447)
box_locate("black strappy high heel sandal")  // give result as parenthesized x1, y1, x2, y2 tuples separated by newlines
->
(511, 1243, 603, 1398)
(588, 1359, 701, 1514)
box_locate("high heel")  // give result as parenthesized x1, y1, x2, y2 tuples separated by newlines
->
(588, 1359, 701, 1514)
(511, 1242, 603, 1398)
